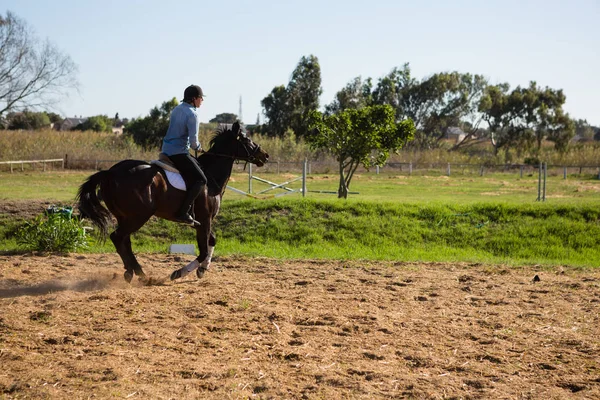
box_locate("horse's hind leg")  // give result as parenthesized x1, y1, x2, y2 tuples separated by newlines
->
(111, 216, 151, 282)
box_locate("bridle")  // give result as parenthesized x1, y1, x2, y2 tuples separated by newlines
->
(196, 137, 263, 164)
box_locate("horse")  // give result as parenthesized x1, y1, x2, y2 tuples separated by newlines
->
(76, 122, 269, 283)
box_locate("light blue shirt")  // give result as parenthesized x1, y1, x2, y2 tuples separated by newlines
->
(161, 102, 201, 156)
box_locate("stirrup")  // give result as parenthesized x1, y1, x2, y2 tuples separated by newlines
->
(174, 214, 200, 226)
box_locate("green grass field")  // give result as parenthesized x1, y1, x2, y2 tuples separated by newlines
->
(1, 170, 599, 267)
(2, 169, 598, 205)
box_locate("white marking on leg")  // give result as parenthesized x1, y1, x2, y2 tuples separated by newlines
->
(177, 259, 201, 278)
(200, 246, 214, 270)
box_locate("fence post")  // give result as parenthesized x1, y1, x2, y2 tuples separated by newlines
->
(10, 163, 13, 173)
(536, 163, 542, 201)
(563, 167, 567, 180)
(542, 162, 547, 201)
(302, 158, 307, 197)
(376, 165, 379, 175)
(447, 163, 451, 176)
(409, 161, 412, 176)
(64, 154, 68, 169)
(248, 163, 253, 194)
(520, 166, 523, 178)
(21, 161, 24, 172)
(480, 165, 484, 176)
(276, 161, 280, 175)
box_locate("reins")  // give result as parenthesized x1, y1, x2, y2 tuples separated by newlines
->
(198, 143, 263, 165)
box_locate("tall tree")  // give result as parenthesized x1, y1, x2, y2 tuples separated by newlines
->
(0, 11, 78, 117)
(261, 85, 289, 137)
(308, 105, 415, 198)
(325, 76, 372, 115)
(287, 55, 322, 138)
(261, 55, 322, 138)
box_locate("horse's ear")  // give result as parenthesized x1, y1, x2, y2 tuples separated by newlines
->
(233, 121, 240, 133)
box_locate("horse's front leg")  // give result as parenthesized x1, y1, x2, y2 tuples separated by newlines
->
(196, 229, 216, 279)
(169, 217, 211, 281)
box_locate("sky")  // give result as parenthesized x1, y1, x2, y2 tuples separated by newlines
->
(3, 0, 599, 125)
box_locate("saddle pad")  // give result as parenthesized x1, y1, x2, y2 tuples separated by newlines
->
(164, 170, 187, 191)
(150, 160, 187, 191)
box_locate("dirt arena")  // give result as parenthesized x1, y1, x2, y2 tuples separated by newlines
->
(0, 251, 599, 399)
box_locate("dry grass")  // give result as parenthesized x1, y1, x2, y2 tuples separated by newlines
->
(3, 129, 599, 170)
(0, 253, 598, 399)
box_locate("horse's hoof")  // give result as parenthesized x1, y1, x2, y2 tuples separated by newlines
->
(124, 270, 133, 283)
(196, 267, 207, 279)
(170, 270, 182, 281)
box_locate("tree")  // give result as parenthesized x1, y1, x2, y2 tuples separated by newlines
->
(45, 111, 62, 124)
(308, 105, 415, 198)
(125, 97, 178, 150)
(0, 11, 78, 117)
(261, 55, 322, 138)
(479, 82, 574, 157)
(574, 119, 595, 141)
(372, 63, 414, 120)
(261, 85, 289, 137)
(403, 72, 487, 149)
(325, 76, 372, 115)
(593, 126, 600, 141)
(287, 55, 322, 138)
(6, 110, 50, 129)
(370, 66, 489, 150)
(74, 115, 113, 133)
(209, 113, 238, 123)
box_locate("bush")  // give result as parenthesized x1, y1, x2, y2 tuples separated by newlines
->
(16, 207, 89, 252)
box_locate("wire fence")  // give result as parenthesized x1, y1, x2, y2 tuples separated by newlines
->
(2, 156, 600, 179)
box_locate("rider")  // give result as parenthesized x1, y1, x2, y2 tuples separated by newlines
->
(161, 84, 207, 225)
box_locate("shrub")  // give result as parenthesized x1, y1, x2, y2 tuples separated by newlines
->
(16, 207, 89, 252)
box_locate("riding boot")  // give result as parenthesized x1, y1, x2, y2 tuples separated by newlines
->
(174, 182, 204, 225)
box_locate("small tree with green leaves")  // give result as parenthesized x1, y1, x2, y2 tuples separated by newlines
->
(308, 105, 415, 198)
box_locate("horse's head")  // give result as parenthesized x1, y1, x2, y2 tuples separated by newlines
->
(208, 121, 269, 166)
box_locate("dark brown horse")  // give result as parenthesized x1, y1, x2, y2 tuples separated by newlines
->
(77, 122, 269, 282)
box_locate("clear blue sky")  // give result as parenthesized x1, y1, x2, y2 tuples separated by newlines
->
(3, 0, 599, 125)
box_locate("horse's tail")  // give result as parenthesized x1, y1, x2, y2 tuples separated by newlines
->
(76, 170, 112, 241)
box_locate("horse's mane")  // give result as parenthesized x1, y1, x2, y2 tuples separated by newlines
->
(208, 123, 246, 149)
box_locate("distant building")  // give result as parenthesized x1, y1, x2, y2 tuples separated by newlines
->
(58, 116, 88, 131)
(446, 126, 467, 143)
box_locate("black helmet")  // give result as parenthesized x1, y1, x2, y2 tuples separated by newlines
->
(183, 85, 204, 102)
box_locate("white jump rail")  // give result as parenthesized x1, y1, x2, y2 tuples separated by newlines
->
(226, 159, 307, 199)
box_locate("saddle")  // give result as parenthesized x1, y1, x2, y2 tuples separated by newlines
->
(150, 153, 179, 173)
(150, 153, 186, 190)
